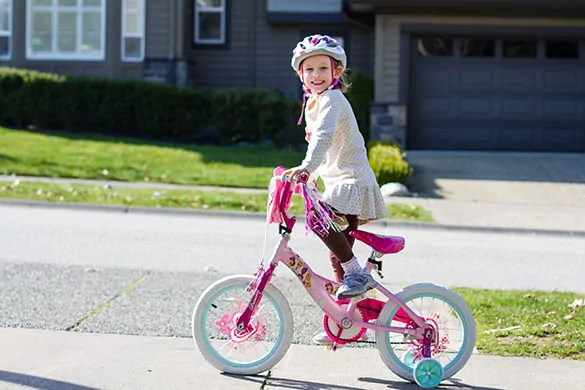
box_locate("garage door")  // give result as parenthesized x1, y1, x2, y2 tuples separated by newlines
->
(410, 36, 585, 151)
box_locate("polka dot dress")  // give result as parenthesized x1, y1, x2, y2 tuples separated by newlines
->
(299, 89, 388, 224)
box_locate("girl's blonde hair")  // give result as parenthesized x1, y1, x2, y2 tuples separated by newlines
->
(333, 59, 352, 93)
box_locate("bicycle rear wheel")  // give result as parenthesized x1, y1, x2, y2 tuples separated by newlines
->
(192, 275, 294, 375)
(376, 283, 476, 384)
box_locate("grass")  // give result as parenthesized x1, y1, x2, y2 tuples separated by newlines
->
(0, 126, 434, 222)
(0, 127, 304, 189)
(0, 180, 435, 222)
(455, 288, 585, 360)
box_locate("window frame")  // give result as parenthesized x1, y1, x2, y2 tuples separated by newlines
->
(26, 0, 107, 61)
(121, 0, 145, 62)
(0, 0, 12, 60)
(194, 0, 227, 45)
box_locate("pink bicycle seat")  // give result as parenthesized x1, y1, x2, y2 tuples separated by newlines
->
(349, 230, 405, 254)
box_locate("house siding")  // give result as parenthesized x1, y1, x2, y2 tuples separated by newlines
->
(374, 16, 399, 102)
(376, 15, 585, 102)
(186, 0, 374, 97)
(145, 0, 174, 59)
(185, 0, 254, 90)
(348, 26, 374, 75)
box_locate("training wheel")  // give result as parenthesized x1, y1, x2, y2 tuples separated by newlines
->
(413, 358, 443, 388)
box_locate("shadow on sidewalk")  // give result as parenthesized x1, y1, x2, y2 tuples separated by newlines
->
(222, 373, 504, 390)
(360, 376, 505, 390)
(0, 370, 99, 390)
(406, 151, 585, 199)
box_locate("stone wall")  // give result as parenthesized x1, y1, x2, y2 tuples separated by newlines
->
(370, 102, 407, 148)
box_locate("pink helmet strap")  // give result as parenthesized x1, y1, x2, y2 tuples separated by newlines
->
(297, 56, 339, 125)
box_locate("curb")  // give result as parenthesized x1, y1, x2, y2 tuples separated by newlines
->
(2, 197, 584, 238)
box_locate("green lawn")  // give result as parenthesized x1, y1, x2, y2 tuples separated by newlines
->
(456, 288, 585, 360)
(0, 127, 304, 189)
(0, 180, 434, 222)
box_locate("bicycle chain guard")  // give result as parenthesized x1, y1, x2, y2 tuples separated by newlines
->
(322, 297, 425, 344)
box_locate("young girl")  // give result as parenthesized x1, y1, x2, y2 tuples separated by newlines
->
(283, 35, 388, 342)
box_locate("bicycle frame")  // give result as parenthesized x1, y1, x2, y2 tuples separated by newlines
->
(236, 179, 429, 343)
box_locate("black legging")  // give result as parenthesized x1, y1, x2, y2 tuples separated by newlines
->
(315, 214, 359, 283)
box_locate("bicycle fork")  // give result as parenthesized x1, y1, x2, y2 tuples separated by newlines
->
(235, 231, 288, 331)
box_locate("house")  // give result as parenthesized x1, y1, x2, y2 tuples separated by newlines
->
(1, 0, 584, 152)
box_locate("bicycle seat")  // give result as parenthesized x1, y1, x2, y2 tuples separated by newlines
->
(349, 230, 405, 254)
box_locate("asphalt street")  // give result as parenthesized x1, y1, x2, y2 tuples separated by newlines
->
(1, 203, 584, 292)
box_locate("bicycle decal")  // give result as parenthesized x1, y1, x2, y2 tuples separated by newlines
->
(288, 256, 312, 288)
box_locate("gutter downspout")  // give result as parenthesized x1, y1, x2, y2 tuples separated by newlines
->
(169, 0, 176, 59)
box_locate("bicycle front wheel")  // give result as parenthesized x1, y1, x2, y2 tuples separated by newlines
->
(192, 275, 294, 375)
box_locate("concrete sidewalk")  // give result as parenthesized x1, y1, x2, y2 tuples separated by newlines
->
(2, 327, 585, 390)
(387, 196, 585, 234)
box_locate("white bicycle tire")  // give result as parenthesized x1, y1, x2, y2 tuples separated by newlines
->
(192, 274, 294, 375)
(376, 283, 476, 382)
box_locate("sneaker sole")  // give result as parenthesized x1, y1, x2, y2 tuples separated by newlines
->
(336, 284, 376, 300)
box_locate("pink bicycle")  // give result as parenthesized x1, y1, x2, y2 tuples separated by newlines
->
(192, 169, 476, 388)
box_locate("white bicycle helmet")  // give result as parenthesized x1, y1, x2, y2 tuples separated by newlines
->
(291, 34, 347, 72)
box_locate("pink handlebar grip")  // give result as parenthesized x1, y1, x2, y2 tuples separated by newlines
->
(297, 172, 309, 184)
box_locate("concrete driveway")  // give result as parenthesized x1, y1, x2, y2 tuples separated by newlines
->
(405, 151, 585, 207)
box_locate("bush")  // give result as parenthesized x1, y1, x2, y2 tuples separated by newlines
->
(0, 66, 211, 141)
(211, 89, 292, 145)
(368, 142, 413, 185)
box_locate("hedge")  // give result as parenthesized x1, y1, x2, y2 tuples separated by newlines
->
(345, 68, 374, 143)
(0, 66, 375, 148)
(0, 67, 212, 141)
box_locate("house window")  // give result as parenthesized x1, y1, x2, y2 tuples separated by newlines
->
(122, 0, 145, 61)
(460, 38, 495, 58)
(0, 0, 11, 59)
(417, 36, 454, 57)
(194, 0, 226, 45)
(545, 40, 579, 59)
(26, 0, 106, 61)
(503, 39, 537, 58)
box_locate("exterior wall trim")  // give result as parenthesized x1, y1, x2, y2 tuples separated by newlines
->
(401, 23, 585, 37)
(267, 12, 347, 24)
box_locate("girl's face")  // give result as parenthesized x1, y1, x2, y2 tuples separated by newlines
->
(299, 55, 343, 94)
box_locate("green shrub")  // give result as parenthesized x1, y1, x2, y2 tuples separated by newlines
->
(345, 68, 374, 143)
(368, 143, 413, 185)
(211, 89, 295, 145)
(0, 66, 211, 141)
(271, 99, 305, 149)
